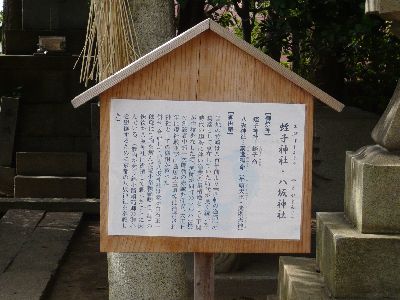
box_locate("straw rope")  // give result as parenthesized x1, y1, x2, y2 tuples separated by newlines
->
(76, 0, 141, 86)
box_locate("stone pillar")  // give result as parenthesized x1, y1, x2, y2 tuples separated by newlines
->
(128, 0, 176, 56)
(108, 253, 188, 300)
(107, 2, 189, 299)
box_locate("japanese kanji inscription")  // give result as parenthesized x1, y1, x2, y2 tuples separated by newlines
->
(109, 99, 305, 240)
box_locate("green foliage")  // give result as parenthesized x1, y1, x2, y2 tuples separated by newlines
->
(208, 0, 400, 114)
(344, 20, 400, 112)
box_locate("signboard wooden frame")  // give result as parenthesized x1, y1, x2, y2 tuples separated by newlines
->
(72, 19, 344, 254)
(99, 30, 313, 253)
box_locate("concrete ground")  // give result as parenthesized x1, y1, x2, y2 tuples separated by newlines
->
(45, 215, 280, 300)
(46, 215, 108, 300)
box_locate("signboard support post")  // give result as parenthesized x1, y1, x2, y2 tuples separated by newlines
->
(194, 253, 215, 300)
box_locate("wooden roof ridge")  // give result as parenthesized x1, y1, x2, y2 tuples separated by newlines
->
(71, 19, 344, 112)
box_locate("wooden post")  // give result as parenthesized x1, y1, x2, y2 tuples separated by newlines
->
(194, 253, 214, 300)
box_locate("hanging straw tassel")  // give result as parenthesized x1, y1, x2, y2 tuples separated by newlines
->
(75, 0, 141, 86)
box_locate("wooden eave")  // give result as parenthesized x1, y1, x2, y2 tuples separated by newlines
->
(71, 19, 344, 112)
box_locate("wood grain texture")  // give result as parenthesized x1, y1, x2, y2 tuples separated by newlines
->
(100, 31, 313, 253)
(194, 253, 215, 300)
(72, 19, 344, 111)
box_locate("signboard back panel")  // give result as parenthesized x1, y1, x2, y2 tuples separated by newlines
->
(99, 31, 313, 253)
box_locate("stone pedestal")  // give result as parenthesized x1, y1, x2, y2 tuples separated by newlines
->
(317, 213, 400, 299)
(344, 145, 400, 233)
(278, 257, 327, 300)
(315, 212, 343, 271)
(278, 144, 400, 299)
(108, 253, 189, 300)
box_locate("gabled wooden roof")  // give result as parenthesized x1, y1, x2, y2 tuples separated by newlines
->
(71, 19, 344, 111)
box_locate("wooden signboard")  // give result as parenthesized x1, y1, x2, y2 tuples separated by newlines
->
(71, 19, 344, 254)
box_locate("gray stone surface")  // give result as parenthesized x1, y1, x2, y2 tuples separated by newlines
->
(315, 212, 343, 272)
(129, 0, 175, 56)
(0, 97, 19, 166)
(14, 175, 86, 198)
(0, 209, 45, 273)
(312, 104, 378, 214)
(371, 80, 400, 150)
(276, 256, 374, 300)
(16, 152, 87, 176)
(317, 212, 400, 299)
(344, 144, 400, 233)
(0, 211, 82, 300)
(108, 253, 189, 300)
(0, 166, 15, 196)
(278, 256, 328, 300)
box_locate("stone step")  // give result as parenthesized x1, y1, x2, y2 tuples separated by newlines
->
(315, 212, 343, 272)
(276, 256, 376, 300)
(0, 198, 99, 214)
(344, 145, 400, 233)
(16, 152, 87, 176)
(316, 212, 400, 299)
(14, 175, 86, 198)
(277, 256, 329, 300)
(0, 166, 15, 196)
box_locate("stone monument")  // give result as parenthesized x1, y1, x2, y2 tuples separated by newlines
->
(274, 80, 400, 299)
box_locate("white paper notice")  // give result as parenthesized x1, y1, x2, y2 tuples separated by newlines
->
(109, 99, 305, 240)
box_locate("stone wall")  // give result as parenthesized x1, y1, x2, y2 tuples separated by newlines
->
(0, 55, 98, 197)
